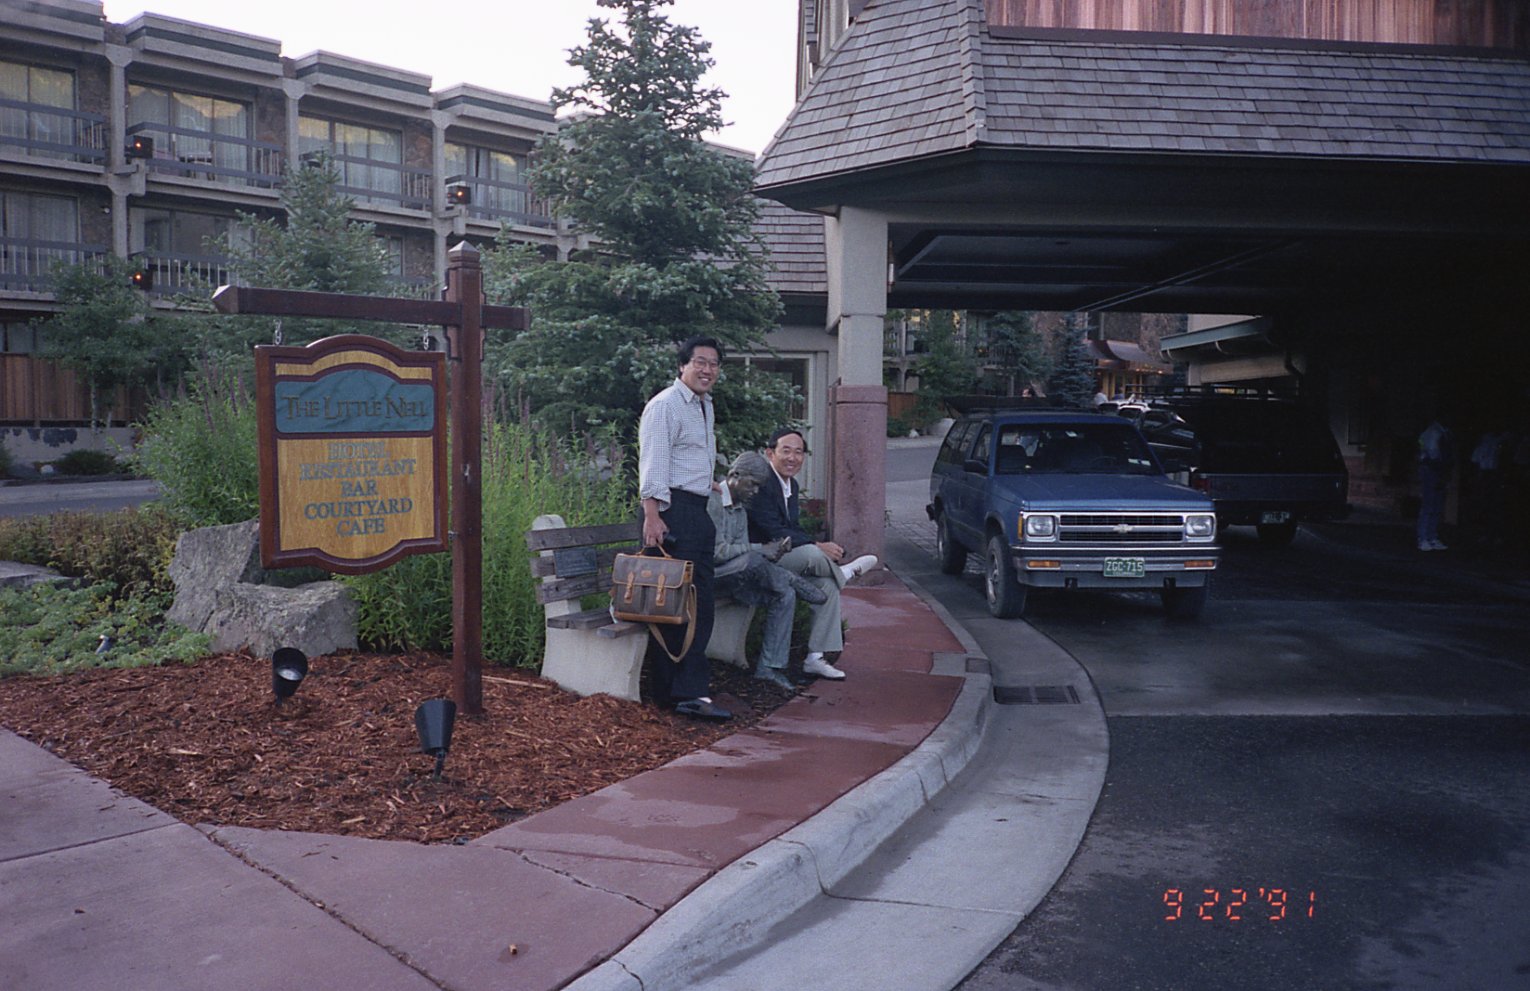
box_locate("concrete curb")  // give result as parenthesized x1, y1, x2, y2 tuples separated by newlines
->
(564, 572, 995, 991)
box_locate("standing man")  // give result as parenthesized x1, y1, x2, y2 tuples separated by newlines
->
(1416, 412, 1455, 552)
(639, 337, 730, 721)
(746, 428, 878, 681)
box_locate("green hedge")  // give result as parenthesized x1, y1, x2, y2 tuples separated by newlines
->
(0, 505, 183, 604)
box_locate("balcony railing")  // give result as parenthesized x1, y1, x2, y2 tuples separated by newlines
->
(385, 275, 440, 301)
(445, 172, 554, 229)
(126, 122, 283, 188)
(310, 152, 433, 211)
(0, 238, 108, 292)
(132, 250, 232, 297)
(0, 98, 108, 164)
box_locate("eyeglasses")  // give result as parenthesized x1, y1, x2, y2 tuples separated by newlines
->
(688, 357, 721, 370)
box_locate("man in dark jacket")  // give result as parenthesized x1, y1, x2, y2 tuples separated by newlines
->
(745, 428, 877, 680)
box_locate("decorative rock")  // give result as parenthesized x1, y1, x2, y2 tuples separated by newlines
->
(166, 519, 356, 658)
(165, 520, 263, 631)
(206, 581, 358, 658)
(0, 561, 67, 590)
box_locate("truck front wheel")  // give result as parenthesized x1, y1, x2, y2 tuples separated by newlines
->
(985, 534, 1027, 618)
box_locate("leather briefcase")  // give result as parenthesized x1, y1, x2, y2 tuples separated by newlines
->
(611, 547, 697, 662)
(611, 546, 694, 625)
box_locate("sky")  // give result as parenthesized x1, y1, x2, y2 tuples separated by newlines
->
(99, 1, 801, 154)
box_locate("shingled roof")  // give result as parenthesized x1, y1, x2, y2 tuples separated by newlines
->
(756, 0, 1530, 190)
(754, 199, 827, 296)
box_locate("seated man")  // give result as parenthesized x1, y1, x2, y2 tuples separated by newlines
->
(708, 452, 827, 690)
(745, 428, 878, 681)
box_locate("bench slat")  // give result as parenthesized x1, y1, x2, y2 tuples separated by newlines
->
(545, 606, 619, 631)
(526, 522, 640, 552)
(536, 572, 611, 605)
(597, 620, 647, 639)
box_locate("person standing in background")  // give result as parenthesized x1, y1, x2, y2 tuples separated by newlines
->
(1416, 413, 1455, 552)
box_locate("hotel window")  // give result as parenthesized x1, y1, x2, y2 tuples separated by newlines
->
(2, 320, 38, 354)
(131, 207, 237, 293)
(730, 354, 809, 421)
(128, 84, 254, 181)
(0, 190, 80, 290)
(0, 60, 85, 160)
(445, 143, 538, 222)
(299, 116, 413, 207)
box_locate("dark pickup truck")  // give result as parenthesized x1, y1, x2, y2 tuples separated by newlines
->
(1126, 398, 1349, 545)
(928, 408, 1219, 619)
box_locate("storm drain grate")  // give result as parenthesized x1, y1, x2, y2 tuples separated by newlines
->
(993, 684, 1081, 706)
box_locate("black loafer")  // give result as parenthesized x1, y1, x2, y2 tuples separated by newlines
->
(674, 698, 733, 721)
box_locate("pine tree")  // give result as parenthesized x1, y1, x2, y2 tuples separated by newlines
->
(484, 0, 793, 454)
(983, 311, 1050, 396)
(910, 310, 977, 422)
(1047, 322, 1098, 408)
(205, 152, 399, 353)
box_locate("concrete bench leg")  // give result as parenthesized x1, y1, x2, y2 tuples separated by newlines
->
(533, 512, 646, 702)
(541, 627, 647, 702)
(705, 599, 756, 669)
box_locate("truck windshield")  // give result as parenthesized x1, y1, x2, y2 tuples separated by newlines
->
(994, 423, 1159, 475)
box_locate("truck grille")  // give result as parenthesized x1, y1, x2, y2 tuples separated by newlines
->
(1058, 513, 1188, 544)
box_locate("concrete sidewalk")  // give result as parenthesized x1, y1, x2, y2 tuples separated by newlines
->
(1, 570, 994, 991)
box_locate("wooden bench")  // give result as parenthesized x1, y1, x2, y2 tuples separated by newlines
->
(525, 514, 755, 702)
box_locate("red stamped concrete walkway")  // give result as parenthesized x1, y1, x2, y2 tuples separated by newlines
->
(1, 573, 975, 991)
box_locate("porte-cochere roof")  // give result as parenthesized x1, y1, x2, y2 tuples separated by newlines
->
(756, 0, 1530, 191)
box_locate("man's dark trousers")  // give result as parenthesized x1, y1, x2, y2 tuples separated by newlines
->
(648, 490, 715, 704)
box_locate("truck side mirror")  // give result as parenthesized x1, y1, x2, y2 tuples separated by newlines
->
(962, 458, 988, 474)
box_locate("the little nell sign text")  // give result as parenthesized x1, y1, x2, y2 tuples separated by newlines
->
(255, 334, 447, 573)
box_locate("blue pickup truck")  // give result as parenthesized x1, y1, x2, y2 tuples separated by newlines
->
(927, 408, 1219, 619)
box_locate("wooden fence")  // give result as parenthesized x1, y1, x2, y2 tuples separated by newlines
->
(0, 354, 139, 425)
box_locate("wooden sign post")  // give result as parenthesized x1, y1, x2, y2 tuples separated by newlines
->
(215, 243, 527, 715)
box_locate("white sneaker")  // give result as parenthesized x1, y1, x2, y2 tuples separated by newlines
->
(839, 554, 879, 582)
(1418, 541, 1437, 552)
(1429, 540, 1449, 551)
(802, 652, 846, 680)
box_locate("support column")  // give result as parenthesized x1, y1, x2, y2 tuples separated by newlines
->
(281, 80, 304, 172)
(823, 206, 888, 559)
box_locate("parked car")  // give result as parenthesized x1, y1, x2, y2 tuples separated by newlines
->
(927, 408, 1219, 619)
(1125, 396, 1349, 545)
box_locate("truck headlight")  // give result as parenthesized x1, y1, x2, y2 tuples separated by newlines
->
(1185, 514, 1216, 540)
(1023, 514, 1058, 540)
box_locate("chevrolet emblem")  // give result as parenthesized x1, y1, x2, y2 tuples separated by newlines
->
(1112, 524, 1133, 534)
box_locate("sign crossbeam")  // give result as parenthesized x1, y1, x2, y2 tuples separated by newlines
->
(213, 285, 528, 331)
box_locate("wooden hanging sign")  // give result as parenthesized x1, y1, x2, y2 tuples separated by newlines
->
(254, 334, 447, 574)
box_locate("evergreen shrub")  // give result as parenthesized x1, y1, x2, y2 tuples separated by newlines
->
(54, 449, 122, 476)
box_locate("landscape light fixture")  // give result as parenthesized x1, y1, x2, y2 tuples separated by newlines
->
(446, 183, 471, 206)
(271, 647, 308, 705)
(414, 698, 457, 780)
(129, 267, 153, 291)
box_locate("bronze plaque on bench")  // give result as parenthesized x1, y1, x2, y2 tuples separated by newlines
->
(553, 546, 599, 577)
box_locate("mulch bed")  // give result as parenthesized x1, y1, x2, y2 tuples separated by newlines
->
(0, 651, 792, 844)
